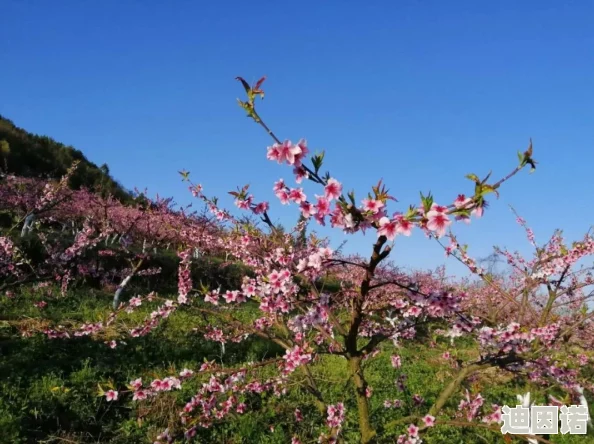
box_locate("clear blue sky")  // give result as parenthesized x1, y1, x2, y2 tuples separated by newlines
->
(2, 1, 593, 276)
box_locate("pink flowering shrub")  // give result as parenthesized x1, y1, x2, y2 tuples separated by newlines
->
(1, 76, 592, 443)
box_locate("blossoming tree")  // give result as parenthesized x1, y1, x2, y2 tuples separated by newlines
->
(1, 77, 592, 443)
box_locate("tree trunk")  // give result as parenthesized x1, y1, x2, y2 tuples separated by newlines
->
(349, 356, 376, 443)
(112, 259, 144, 309)
(21, 214, 35, 237)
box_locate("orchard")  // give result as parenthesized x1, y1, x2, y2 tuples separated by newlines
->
(1, 78, 592, 444)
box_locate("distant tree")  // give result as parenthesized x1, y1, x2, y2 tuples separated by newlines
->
(0, 139, 9, 172)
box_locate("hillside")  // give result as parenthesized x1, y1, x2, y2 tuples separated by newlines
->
(0, 115, 132, 202)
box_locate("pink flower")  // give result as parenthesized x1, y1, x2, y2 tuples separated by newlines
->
(362, 198, 384, 214)
(324, 178, 342, 201)
(293, 166, 308, 183)
(315, 196, 331, 216)
(426, 207, 451, 238)
(326, 402, 345, 429)
(294, 139, 309, 166)
(289, 188, 307, 204)
(278, 140, 303, 165)
(223, 290, 238, 303)
(395, 215, 413, 236)
(472, 204, 485, 218)
(454, 194, 472, 208)
(294, 408, 303, 422)
(253, 201, 269, 214)
(130, 378, 143, 390)
(204, 290, 219, 305)
(404, 306, 422, 317)
(442, 352, 451, 360)
(378, 217, 398, 240)
(132, 390, 147, 401)
(105, 390, 118, 401)
(391, 355, 402, 368)
(277, 190, 290, 204)
(179, 368, 194, 378)
(273, 179, 285, 193)
(299, 201, 317, 218)
(267, 140, 303, 165)
(422, 415, 435, 427)
(407, 424, 419, 438)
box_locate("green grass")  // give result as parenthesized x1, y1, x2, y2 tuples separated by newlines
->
(1, 287, 592, 443)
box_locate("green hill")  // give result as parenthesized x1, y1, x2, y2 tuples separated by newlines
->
(0, 115, 133, 202)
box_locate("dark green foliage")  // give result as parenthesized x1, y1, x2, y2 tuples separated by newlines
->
(0, 115, 132, 202)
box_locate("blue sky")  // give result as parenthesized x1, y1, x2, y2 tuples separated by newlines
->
(2, 1, 593, 276)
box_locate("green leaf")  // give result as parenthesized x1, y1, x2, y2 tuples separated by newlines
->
(178, 170, 190, 181)
(420, 191, 433, 212)
(465, 173, 480, 183)
(481, 170, 493, 184)
(480, 184, 499, 198)
(311, 151, 325, 174)
(235, 76, 251, 94)
(347, 190, 356, 205)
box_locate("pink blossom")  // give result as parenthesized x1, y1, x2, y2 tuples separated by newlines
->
(294, 139, 309, 166)
(324, 178, 342, 201)
(273, 179, 285, 193)
(253, 201, 269, 214)
(362, 198, 384, 214)
(289, 188, 307, 204)
(422, 415, 435, 427)
(204, 289, 219, 305)
(471, 204, 485, 218)
(326, 402, 345, 429)
(277, 190, 290, 204)
(105, 390, 118, 401)
(267, 140, 303, 165)
(315, 196, 331, 216)
(404, 306, 422, 318)
(299, 201, 317, 218)
(132, 390, 148, 401)
(426, 206, 451, 238)
(395, 215, 413, 236)
(293, 166, 308, 183)
(130, 378, 143, 390)
(391, 355, 402, 368)
(277, 140, 303, 165)
(407, 424, 419, 438)
(454, 194, 472, 208)
(179, 369, 194, 378)
(378, 217, 398, 240)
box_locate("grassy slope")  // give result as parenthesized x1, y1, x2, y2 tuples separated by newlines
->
(1, 288, 592, 444)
